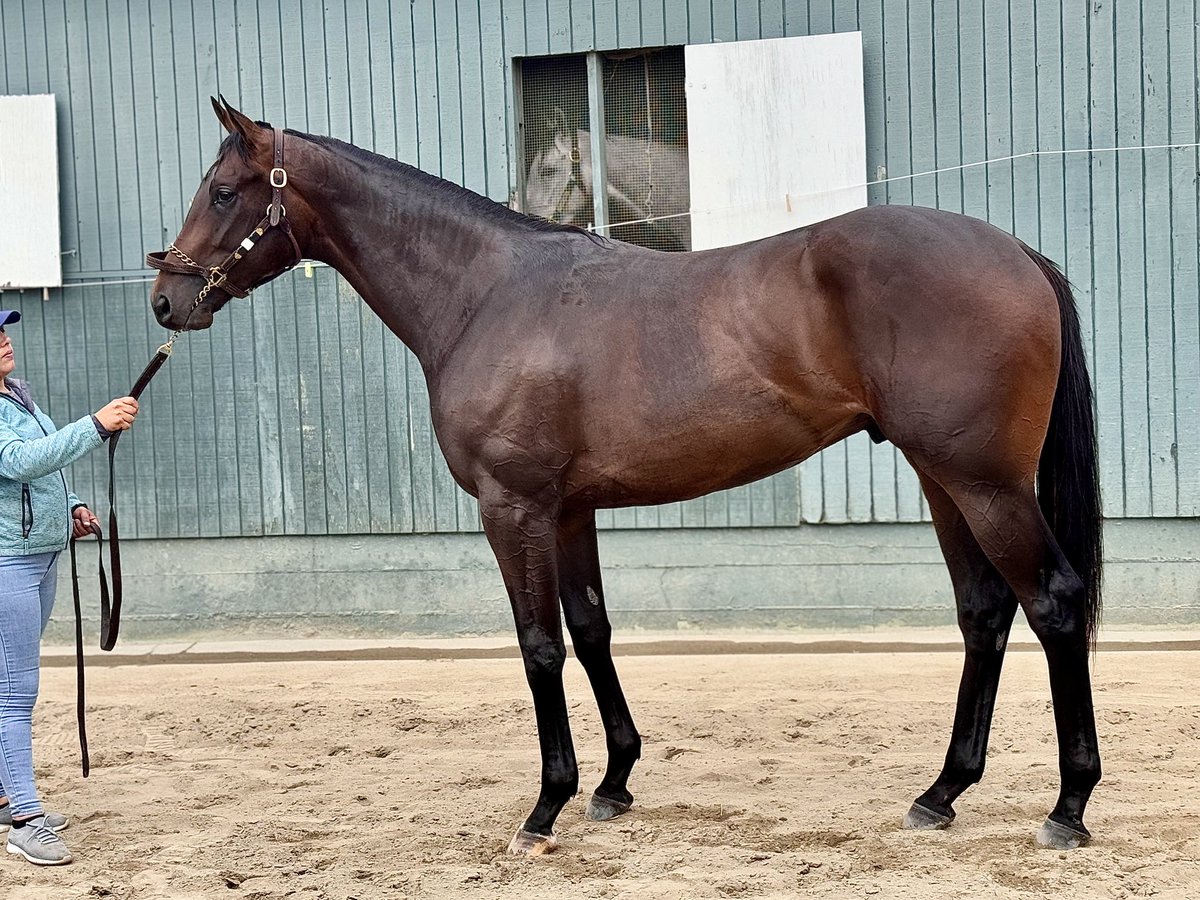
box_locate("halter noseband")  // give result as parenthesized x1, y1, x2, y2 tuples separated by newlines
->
(146, 126, 302, 344)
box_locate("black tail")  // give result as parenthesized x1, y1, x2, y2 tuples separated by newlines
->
(1022, 244, 1103, 648)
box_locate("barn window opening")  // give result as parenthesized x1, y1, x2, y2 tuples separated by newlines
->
(515, 35, 866, 258)
(518, 48, 691, 252)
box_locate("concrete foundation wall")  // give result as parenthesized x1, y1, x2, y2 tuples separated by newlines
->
(46, 519, 1200, 644)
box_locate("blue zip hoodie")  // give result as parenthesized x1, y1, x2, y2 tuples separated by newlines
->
(0, 378, 102, 555)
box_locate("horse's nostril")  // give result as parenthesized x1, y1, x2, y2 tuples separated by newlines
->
(152, 294, 172, 322)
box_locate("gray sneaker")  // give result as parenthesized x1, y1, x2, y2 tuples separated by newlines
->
(6, 817, 73, 866)
(0, 806, 68, 831)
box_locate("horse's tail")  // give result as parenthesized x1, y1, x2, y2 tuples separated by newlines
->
(1022, 244, 1103, 649)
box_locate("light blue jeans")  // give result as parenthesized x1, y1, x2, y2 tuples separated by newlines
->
(0, 552, 58, 818)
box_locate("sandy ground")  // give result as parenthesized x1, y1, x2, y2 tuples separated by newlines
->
(3, 649, 1199, 899)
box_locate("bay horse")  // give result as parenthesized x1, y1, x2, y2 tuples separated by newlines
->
(148, 98, 1102, 855)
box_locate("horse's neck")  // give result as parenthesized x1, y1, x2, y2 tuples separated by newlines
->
(302, 150, 515, 371)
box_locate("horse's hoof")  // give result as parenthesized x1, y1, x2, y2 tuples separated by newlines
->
(507, 828, 559, 856)
(586, 792, 633, 821)
(902, 801, 955, 831)
(1035, 818, 1091, 850)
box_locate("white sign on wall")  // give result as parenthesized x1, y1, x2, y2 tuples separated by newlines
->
(685, 33, 867, 251)
(0, 94, 62, 289)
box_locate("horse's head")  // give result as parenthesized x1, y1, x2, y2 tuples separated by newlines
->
(522, 108, 592, 226)
(148, 97, 307, 331)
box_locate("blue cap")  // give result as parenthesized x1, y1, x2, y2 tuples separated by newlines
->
(0, 311, 20, 326)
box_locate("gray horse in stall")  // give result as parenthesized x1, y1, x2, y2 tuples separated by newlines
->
(522, 110, 692, 251)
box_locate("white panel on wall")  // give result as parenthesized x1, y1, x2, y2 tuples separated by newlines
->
(685, 34, 870, 524)
(685, 33, 867, 250)
(0, 94, 61, 289)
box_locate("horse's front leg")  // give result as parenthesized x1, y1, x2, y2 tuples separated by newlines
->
(557, 509, 641, 821)
(480, 489, 577, 856)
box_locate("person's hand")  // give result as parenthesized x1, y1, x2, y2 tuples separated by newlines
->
(95, 397, 139, 432)
(72, 506, 100, 540)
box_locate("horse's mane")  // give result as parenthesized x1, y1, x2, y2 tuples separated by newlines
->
(218, 126, 606, 243)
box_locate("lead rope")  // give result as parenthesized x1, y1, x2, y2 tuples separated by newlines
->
(70, 332, 181, 776)
(77, 126, 297, 776)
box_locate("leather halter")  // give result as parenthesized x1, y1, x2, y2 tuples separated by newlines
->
(146, 127, 302, 326)
(549, 130, 584, 224)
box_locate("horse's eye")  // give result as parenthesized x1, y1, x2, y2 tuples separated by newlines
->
(539, 165, 556, 178)
(213, 187, 236, 207)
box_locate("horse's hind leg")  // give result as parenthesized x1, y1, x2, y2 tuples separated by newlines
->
(557, 509, 642, 821)
(904, 475, 1018, 830)
(932, 477, 1101, 849)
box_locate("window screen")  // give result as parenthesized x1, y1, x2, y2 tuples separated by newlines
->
(601, 48, 689, 251)
(518, 49, 690, 252)
(519, 55, 589, 228)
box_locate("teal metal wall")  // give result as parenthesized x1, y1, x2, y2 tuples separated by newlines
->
(0, 0, 1196, 540)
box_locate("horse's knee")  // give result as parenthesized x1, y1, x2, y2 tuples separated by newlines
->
(562, 587, 613, 659)
(518, 626, 567, 681)
(957, 603, 1013, 654)
(568, 616, 612, 659)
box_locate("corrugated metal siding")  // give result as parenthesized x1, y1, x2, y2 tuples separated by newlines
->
(0, 0, 1195, 537)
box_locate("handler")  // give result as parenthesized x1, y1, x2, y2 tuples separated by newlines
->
(0, 309, 138, 866)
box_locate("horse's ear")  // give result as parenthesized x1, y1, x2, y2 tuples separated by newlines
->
(211, 96, 234, 133)
(218, 95, 273, 163)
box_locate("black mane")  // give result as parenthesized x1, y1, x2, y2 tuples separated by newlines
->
(220, 126, 602, 241)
